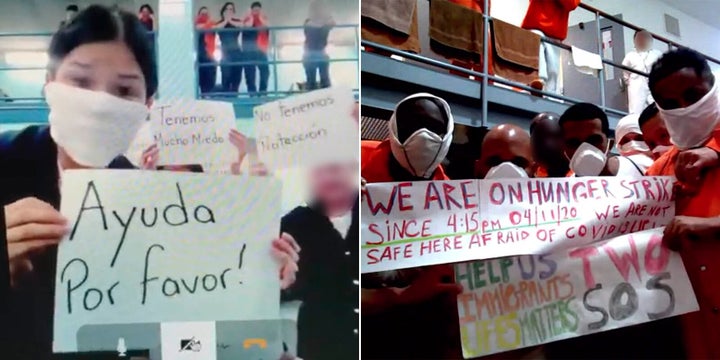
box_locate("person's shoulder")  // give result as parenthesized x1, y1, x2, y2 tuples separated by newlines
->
(646, 148, 677, 176)
(0, 125, 50, 156)
(281, 205, 315, 226)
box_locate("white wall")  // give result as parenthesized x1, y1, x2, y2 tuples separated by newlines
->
(490, 0, 720, 70)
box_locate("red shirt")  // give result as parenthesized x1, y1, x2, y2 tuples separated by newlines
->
(521, 0, 581, 40)
(646, 132, 720, 359)
(361, 140, 449, 183)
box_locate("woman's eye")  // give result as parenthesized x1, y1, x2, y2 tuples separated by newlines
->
(117, 86, 132, 97)
(72, 77, 91, 88)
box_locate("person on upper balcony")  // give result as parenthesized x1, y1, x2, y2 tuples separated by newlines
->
(215, 2, 245, 95)
(137, 4, 155, 32)
(242, 1, 270, 96)
(303, 0, 335, 90)
(622, 29, 663, 114)
(195, 6, 218, 94)
(522, 0, 581, 95)
(59, 4, 79, 28)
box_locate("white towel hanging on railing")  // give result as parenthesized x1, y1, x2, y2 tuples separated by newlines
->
(571, 46, 603, 76)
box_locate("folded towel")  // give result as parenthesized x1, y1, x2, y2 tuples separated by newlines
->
(361, 2, 421, 53)
(361, 0, 416, 35)
(430, 0, 484, 54)
(491, 18, 540, 85)
(571, 45, 603, 75)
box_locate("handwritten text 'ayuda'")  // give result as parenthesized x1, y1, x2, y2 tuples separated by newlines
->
(58, 181, 247, 315)
(364, 178, 673, 216)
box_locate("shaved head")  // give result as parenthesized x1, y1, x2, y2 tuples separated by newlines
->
(530, 112, 568, 177)
(476, 124, 533, 178)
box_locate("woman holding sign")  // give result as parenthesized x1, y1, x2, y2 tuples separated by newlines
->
(0, 5, 298, 359)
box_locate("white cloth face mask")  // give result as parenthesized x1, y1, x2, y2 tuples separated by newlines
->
(651, 145, 672, 159)
(619, 140, 650, 155)
(485, 161, 529, 179)
(46, 82, 149, 167)
(567, 142, 608, 177)
(658, 81, 720, 150)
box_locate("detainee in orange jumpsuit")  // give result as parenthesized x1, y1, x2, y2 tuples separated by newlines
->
(645, 48, 720, 359)
(361, 93, 461, 359)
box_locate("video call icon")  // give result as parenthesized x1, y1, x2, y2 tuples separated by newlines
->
(179, 337, 202, 352)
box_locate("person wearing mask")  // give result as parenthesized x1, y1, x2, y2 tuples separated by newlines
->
(59, 4, 79, 28)
(476, 124, 534, 179)
(361, 93, 462, 359)
(643, 49, 720, 358)
(638, 103, 672, 160)
(303, 0, 335, 90)
(559, 103, 644, 177)
(622, 30, 662, 114)
(242, 2, 270, 96)
(614, 113, 654, 173)
(0, 6, 297, 358)
(522, 0, 581, 95)
(216, 2, 245, 95)
(529, 112, 569, 177)
(196, 6, 218, 94)
(137, 4, 155, 31)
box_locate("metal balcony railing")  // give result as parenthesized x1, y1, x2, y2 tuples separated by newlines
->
(362, 1, 720, 121)
(0, 23, 360, 120)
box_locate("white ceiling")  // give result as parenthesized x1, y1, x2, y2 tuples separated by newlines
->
(0, 0, 359, 53)
(657, 0, 720, 30)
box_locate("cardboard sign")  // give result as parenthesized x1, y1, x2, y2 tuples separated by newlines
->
(361, 177, 675, 273)
(456, 228, 699, 358)
(152, 100, 237, 167)
(253, 87, 358, 170)
(53, 170, 282, 352)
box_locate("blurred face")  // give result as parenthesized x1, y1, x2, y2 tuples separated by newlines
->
(310, 162, 358, 205)
(199, 8, 209, 17)
(476, 136, 533, 179)
(51, 41, 148, 103)
(396, 99, 447, 142)
(531, 124, 564, 165)
(140, 8, 150, 17)
(562, 118, 609, 160)
(634, 32, 652, 51)
(653, 67, 712, 110)
(640, 115, 672, 158)
(251, 5, 261, 15)
(224, 4, 235, 18)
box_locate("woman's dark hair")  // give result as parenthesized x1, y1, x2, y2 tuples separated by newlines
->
(48, 5, 158, 97)
(220, 2, 235, 19)
(139, 4, 154, 14)
(66, 4, 79, 12)
(197, 6, 208, 15)
(251, 1, 262, 8)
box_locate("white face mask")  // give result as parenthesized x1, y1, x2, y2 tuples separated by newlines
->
(652, 144, 672, 159)
(46, 82, 149, 167)
(619, 140, 650, 156)
(567, 142, 609, 177)
(389, 93, 454, 178)
(485, 162, 529, 179)
(658, 81, 720, 150)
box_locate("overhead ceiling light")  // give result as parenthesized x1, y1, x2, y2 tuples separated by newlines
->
(5, 51, 48, 67)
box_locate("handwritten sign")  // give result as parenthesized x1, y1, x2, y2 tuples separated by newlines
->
(151, 100, 237, 167)
(456, 228, 699, 357)
(361, 177, 675, 273)
(253, 87, 358, 170)
(53, 170, 282, 352)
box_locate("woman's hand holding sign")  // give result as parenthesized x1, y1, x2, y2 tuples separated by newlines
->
(229, 129, 270, 176)
(273, 232, 301, 289)
(4, 197, 68, 286)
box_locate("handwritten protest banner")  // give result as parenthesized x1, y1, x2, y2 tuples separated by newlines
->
(253, 87, 358, 170)
(455, 228, 699, 358)
(53, 170, 282, 352)
(361, 177, 674, 273)
(151, 100, 237, 168)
